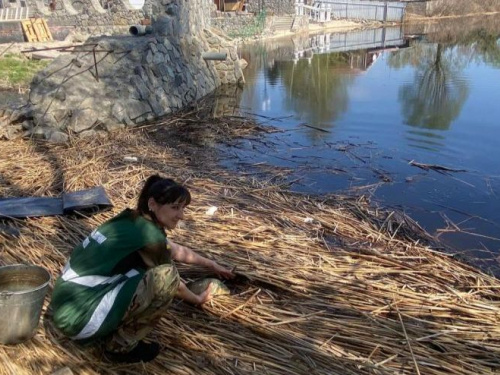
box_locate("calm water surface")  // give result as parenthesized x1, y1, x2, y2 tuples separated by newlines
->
(222, 18, 500, 275)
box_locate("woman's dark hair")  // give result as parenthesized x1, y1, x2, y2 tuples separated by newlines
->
(137, 175, 191, 216)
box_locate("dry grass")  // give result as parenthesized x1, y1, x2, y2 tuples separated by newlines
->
(1, 106, 500, 375)
(427, 0, 500, 17)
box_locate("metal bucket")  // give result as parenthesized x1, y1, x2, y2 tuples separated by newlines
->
(0, 264, 51, 344)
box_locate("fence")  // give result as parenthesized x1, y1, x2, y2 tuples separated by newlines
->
(0, 7, 31, 22)
(293, 26, 405, 56)
(316, 26, 405, 52)
(296, 0, 406, 23)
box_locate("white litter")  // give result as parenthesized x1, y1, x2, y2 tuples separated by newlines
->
(206, 206, 218, 216)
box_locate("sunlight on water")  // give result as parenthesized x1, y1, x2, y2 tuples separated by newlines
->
(232, 17, 500, 275)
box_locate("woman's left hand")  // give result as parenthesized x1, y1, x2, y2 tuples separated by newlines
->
(211, 261, 235, 279)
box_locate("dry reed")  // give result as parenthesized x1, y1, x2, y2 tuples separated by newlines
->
(1, 105, 500, 375)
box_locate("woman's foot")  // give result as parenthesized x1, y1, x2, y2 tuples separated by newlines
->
(104, 341, 160, 363)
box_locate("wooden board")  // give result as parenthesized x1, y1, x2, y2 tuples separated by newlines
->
(223, 0, 242, 11)
(21, 18, 53, 42)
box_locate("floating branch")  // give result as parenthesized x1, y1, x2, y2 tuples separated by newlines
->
(409, 160, 467, 173)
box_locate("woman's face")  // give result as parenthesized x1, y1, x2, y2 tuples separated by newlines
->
(149, 198, 187, 230)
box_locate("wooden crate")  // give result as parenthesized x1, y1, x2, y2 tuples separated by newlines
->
(21, 18, 53, 42)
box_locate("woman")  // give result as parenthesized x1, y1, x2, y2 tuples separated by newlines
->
(50, 175, 234, 363)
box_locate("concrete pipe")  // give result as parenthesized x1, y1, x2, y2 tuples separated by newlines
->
(202, 52, 228, 61)
(129, 25, 153, 36)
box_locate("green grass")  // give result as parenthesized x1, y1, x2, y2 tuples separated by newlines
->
(228, 10, 267, 38)
(0, 54, 49, 88)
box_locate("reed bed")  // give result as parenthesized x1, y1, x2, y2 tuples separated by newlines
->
(1, 108, 500, 375)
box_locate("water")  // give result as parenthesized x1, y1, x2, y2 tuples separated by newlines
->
(220, 18, 500, 276)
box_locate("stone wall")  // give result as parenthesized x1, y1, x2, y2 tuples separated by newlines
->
(22, 0, 146, 27)
(246, 0, 295, 16)
(0, 22, 25, 44)
(211, 11, 258, 37)
(13, 0, 245, 141)
(47, 25, 131, 40)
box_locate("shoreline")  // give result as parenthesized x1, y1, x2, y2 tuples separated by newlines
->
(2, 106, 500, 374)
(239, 11, 500, 44)
(238, 19, 381, 44)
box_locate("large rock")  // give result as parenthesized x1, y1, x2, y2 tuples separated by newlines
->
(67, 109, 98, 133)
(26, 0, 245, 139)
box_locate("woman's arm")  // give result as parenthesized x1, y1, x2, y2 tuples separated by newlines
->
(176, 281, 212, 305)
(169, 240, 234, 279)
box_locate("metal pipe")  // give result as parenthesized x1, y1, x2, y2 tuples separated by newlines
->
(129, 25, 153, 36)
(202, 52, 227, 61)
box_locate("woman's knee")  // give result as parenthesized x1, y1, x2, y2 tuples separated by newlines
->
(149, 264, 180, 304)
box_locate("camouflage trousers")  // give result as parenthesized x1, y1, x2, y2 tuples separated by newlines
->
(105, 264, 180, 353)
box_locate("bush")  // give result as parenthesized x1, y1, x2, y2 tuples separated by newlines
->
(428, 0, 500, 17)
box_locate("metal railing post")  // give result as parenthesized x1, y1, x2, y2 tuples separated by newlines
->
(304, 0, 405, 23)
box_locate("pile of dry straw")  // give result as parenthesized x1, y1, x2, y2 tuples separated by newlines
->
(1, 107, 500, 375)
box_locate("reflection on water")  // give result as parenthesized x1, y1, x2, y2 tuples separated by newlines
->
(282, 55, 353, 128)
(224, 17, 500, 276)
(389, 43, 469, 130)
(406, 129, 446, 152)
(295, 26, 407, 56)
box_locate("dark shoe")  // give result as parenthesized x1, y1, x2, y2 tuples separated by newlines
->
(104, 341, 160, 363)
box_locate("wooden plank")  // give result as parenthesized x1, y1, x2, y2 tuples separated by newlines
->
(20, 18, 52, 42)
(37, 26, 46, 41)
(30, 18, 43, 42)
(224, 0, 240, 11)
(22, 21, 31, 42)
(42, 19, 53, 41)
(21, 20, 35, 42)
(35, 22, 47, 41)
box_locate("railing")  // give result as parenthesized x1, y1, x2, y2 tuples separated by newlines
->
(311, 26, 405, 53)
(291, 26, 407, 63)
(333, 27, 404, 51)
(296, 0, 406, 23)
(0, 6, 30, 22)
